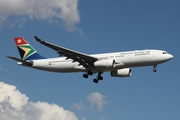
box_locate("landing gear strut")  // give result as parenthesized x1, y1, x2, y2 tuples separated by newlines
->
(153, 65, 157, 72)
(93, 72, 103, 83)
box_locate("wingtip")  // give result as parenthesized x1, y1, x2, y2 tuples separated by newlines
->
(34, 36, 42, 42)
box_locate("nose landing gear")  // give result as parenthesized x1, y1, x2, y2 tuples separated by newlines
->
(153, 65, 157, 72)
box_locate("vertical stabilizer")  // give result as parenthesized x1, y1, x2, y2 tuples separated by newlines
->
(14, 38, 45, 60)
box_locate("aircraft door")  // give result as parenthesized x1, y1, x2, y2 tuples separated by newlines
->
(151, 51, 157, 61)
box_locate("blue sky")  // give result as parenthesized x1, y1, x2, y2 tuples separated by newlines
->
(0, 0, 180, 120)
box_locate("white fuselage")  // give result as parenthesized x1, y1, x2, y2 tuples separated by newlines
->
(23, 49, 173, 73)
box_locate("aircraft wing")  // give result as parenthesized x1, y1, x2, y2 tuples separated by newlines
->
(34, 36, 98, 68)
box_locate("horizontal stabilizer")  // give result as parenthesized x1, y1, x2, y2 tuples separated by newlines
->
(7, 56, 33, 66)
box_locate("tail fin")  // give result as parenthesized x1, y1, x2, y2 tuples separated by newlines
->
(14, 37, 45, 60)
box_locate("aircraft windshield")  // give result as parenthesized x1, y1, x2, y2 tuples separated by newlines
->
(162, 52, 168, 54)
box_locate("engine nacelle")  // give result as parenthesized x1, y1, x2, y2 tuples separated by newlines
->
(111, 68, 132, 77)
(94, 60, 115, 68)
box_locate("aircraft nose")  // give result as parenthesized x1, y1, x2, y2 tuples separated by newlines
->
(168, 54, 173, 60)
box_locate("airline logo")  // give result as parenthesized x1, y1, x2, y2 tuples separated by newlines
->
(14, 38, 36, 60)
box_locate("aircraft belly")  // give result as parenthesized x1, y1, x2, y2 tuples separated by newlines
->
(32, 60, 85, 72)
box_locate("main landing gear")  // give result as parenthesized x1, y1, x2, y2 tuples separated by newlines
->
(152, 65, 157, 72)
(83, 71, 103, 83)
(83, 71, 93, 78)
(93, 72, 103, 83)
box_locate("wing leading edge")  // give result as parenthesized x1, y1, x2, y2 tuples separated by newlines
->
(34, 36, 98, 68)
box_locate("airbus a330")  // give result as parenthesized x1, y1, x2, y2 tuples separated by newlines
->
(7, 36, 173, 83)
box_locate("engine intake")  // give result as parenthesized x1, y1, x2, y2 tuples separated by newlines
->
(111, 68, 132, 77)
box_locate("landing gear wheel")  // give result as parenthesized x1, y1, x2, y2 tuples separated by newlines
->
(153, 69, 157, 72)
(93, 79, 98, 83)
(83, 74, 88, 78)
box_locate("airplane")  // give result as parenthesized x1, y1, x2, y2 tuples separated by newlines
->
(7, 36, 173, 83)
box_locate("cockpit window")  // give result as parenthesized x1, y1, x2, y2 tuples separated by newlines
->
(162, 52, 168, 54)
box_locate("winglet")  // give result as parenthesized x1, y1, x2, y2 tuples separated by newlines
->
(34, 36, 43, 42)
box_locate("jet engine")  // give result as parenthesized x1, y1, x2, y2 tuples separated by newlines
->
(94, 60, 115, 68)
(111, 68, 132, 77)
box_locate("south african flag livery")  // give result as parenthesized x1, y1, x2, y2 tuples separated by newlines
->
(14, 38, 44, 60)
